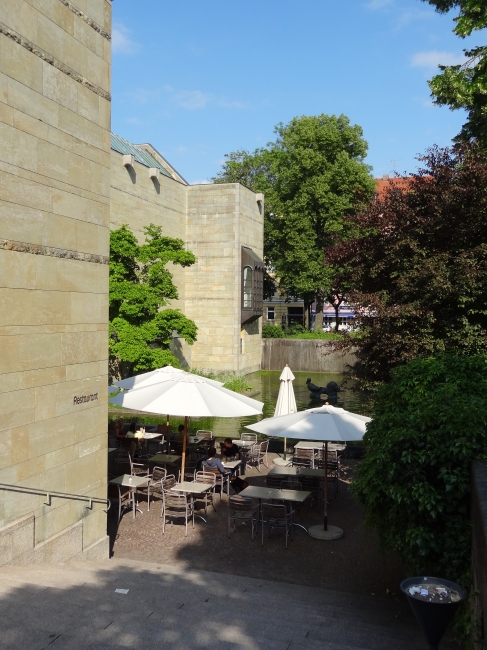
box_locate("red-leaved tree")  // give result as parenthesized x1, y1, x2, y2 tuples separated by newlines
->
(327, 143, 487, 389)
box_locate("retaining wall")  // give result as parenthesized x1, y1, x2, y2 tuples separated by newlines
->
(261, 339, 356, 373)
(472, 461, 487, 649)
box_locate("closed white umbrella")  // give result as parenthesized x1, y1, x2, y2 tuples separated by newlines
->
(110, 374, 263, 476)
(274, 364, 297, 461)
(246, 404, 371, 540)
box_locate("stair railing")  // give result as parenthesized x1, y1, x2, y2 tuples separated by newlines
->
(0, 483, 110, 512)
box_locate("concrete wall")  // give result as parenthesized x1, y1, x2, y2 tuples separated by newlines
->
(261, 339, 357, 373)
(0, 0, 111, 561)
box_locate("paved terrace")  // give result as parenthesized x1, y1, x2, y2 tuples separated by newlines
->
(0, 455, 460, 649)
(109, 455, 405, 596)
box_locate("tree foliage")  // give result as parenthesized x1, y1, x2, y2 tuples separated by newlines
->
(353, 354, 487, 585)
(328, 143, 487, 389)
(109, 224, 197, 378)
(421, 0, 487, 145)
(213, 115, 376, 325)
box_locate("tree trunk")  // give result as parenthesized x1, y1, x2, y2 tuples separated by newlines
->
(315, 297, 324, 332)
(334, 303, 340, 332)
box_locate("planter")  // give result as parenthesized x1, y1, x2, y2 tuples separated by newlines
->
(400, 576, 467, 649)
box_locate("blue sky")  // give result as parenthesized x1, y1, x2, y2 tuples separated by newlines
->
(111, 0, 475, 184)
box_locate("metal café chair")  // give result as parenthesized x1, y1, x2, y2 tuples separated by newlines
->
(162, 491, 194, 537)
(261, 502, 293, 549)
(146, 466, 167, 511)
(202, 466, 229, 500)
(228, 495, 259, 540)
(280, 479, 307, 533)
(193, 471, 216, 517)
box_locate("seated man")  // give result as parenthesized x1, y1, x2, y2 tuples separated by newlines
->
(174, 424, 187, 444)
(202, 447, 230, 476)
(220, 438, 240, 460)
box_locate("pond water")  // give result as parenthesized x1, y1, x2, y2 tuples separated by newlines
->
(207, 370, 373, 439)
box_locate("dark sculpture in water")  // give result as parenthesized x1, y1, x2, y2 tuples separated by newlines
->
(306, 378, 343, 400)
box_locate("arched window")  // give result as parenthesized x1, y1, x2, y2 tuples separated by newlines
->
(243, 266, 253, 308)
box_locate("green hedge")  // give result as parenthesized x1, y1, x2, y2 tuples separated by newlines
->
(353, 354, 487, 586)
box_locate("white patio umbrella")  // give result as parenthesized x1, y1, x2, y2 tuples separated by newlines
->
(109, 374, 264, 476)
(110, 366, 223, 432)
(246, 404, 371, 540)
(274, 364, 297, 461)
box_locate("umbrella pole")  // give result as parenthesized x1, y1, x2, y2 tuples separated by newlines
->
(284, 437, 287, 461)
(181, 415, 188, 481)
(323, 441, 328, 531)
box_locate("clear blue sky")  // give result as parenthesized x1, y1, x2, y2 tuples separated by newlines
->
(111, 0, 474, 184)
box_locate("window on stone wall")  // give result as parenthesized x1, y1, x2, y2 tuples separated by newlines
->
(243, 266, 253, 309)
(267, 307, 275, 321)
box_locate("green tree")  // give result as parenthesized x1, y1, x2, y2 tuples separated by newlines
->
(328, 143, 487, 389)
(109, 224, 198, 379)
(422, 0, 487, 144)
(353, 353, 487, 585)
(213, 114, 375, 329)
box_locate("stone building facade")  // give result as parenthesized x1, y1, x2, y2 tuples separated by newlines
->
(0, 0, 111, 564)
(0, 0, 263, 567)
(110, 135, 264, 375)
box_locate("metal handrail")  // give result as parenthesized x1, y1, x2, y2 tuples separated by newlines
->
(0, 482, 110, 512)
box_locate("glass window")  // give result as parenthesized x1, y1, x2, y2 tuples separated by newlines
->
(243, 266, 253, 308)
(267, 307, 275, 321)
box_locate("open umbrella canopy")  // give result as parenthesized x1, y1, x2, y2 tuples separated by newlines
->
(274, 364, 297, 417)
(246, 404, 371, 442)
(109, 373, 263, 418)
(111, 365, 223, 391)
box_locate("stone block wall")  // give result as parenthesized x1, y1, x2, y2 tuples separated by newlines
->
(110, 162, 264, 375)
(0, 0, 111, 560)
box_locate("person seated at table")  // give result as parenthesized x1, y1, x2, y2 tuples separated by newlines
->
(202, 447, 230, 475)
(220, 438, 240, 460)
(114, 423, 124, 440)
(174, 424, 187, 444)
(128, 422, 137, 435)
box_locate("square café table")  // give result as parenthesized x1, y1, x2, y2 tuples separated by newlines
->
(240, 485, 312, 534)
(239, 485, 311, 503)
(170, 481, 214, 522)
(268, 466, 323, 478)
(110, 474, 149, 519)
(149, 453, 181, 469)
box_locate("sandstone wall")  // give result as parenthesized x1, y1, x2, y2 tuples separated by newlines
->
(0, 0, 111, 561)
(185, 183, 263, 374)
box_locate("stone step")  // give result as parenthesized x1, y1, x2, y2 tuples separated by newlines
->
(0, 560, 459, 650)
(0, 564, 410, 635)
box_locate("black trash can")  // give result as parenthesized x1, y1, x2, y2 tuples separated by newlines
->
(400, 576, 467, 650)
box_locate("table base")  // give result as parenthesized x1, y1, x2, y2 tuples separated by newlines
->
(308, 524, 343, 540)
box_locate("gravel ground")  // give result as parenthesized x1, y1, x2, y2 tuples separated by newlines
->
(108, 454, 407, 598)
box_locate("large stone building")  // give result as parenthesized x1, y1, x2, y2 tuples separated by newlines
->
(0, 0, 263, 565)
(110, 134, 264, 375)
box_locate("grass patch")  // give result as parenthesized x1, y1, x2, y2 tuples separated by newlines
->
(286, 332, 344, 340)
(191, 369, 253, 393)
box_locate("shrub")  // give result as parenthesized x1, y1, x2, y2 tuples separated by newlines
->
(286, 324, 306, 335)
(262, 324, 284, 338)
(352, 354, 487, 586)
(191, 369, 252, 393)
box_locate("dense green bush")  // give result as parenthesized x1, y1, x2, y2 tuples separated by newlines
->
(353, 354, 487, 585)
(286, 324, 306, 335)
(262, 324, 285, 338)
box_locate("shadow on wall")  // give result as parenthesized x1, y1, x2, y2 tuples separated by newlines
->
(170, 335, 191, 369)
